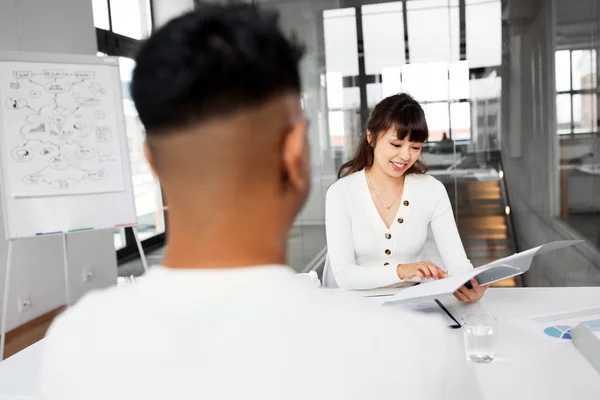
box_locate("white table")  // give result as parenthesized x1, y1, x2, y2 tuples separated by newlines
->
(0, 287, 599, 400)
(430, 287, 600, 400)
(0, 338, 42, 399)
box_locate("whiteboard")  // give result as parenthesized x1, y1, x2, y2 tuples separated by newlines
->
(0, 51, 138, 239)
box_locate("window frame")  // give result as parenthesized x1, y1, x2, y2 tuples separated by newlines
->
(93, 0, 166, 263)
(94, 0, 154, 57)
(555, 47, 600, 136)
(323, 0, 498, 145)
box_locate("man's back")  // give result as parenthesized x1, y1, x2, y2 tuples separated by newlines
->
(40, 6, 479, 399)
(40, 266, 476, 400)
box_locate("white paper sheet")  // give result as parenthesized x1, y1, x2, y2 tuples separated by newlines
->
(382, 240, 583, 305)
(382, 266, 491, 305)
(0, 61, 126, 197)
(511, 307, 600, 343)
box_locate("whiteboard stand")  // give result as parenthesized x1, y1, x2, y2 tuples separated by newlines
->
(0, 51, 142, 361)
(131, 226, 149, 273)
(0, 234, 72, 362)
(0, 227, 146, 361)
(0, 240, 14, 361)
(62, 234, 71, 306)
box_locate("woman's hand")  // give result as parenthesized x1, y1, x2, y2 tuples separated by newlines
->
(454, 278, 487, 303)
(396, 261, 447, 281)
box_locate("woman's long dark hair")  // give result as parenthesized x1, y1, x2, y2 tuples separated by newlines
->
(338, 93, 429, 179)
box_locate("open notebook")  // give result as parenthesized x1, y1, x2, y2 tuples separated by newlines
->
(382, 240, 583, 305)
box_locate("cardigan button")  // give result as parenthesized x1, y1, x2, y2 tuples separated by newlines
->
(385, 233, 391, 239)
(403, 200, 409, 206)
(385, 249, 391, 256)
(397, 217, 404, 224)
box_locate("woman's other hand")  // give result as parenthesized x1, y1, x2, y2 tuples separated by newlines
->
(454, 278, 487, 303)
(396, 261, 447, 280)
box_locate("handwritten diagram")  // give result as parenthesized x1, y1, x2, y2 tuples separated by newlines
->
(0, 61, 125, 197)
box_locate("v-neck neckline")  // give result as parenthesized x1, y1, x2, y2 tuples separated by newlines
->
(361, 169, 412, 232)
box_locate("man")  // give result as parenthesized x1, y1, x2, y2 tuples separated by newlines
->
(40, 4, 479, 399)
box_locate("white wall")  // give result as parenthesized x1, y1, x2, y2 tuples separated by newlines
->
(501, 0, 600, 286)
(0, 0, 118, 332)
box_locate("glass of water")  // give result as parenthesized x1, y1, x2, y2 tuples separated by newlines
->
(462, 314, 496, 363)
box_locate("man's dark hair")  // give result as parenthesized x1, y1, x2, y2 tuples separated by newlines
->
(131, 4, 304, 135)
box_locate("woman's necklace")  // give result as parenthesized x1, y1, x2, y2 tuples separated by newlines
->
(366, 171, 403, 210)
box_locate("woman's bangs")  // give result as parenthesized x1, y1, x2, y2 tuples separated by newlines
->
(393, 105, 429, 143)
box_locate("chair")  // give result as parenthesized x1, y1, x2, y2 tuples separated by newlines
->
(296, 271, 321, 288)
(321, 256, 339, 289)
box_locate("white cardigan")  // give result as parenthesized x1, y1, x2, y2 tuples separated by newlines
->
(325, 169, 473, 290)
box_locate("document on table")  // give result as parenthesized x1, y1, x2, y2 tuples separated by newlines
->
(511, 307, 600, 343)
(382, 240, 582, 305)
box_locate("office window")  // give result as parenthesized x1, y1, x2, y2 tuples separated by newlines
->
(572, 50, 597, 90)
(407, 0, 459, 63)
(328, 111, 345, 138)
(343, 87, 361, 109)
(362, 2, 405, 75)
(92, 2, 165, 258)
(425, 102, 450, 141)
(555, 50, 571, 92)
(382, 67, 402, 99)
(326, 72, 343, 109)
(449, 61, 470, 100)
(401, 63, 428, 101)
(450, 102, 471, 141)
(94, 0, 152, 57)
(92, 0, 110, 30)
(323, 1, 475, 144)
(367, 83, 383, 108)
(118, 58, 166, 246)
(403, 61, 470, 141)
(109, 0, 152, 39)
(573, 94, 597, 134)
(323, 8, 361, 153)
(93, 0, 152, 38)
(555, 49, 598, 134)
(323, 8, 359, 76)
(466, 0, 501, 68)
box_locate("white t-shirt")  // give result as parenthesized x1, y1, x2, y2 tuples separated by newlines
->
(40, 265, 479, 400)
(326, 170, 473, 290)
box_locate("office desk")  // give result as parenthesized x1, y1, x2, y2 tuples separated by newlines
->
(416, 287, 600, 400)
(0, 338, 42, 399)
(0, 288, 599, 400)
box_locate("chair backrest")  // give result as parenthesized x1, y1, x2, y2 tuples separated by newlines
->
(322, 256, 339, 289)
(296, 271, 321, 288)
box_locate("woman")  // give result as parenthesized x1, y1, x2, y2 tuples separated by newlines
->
(325, 93, 485, 303)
